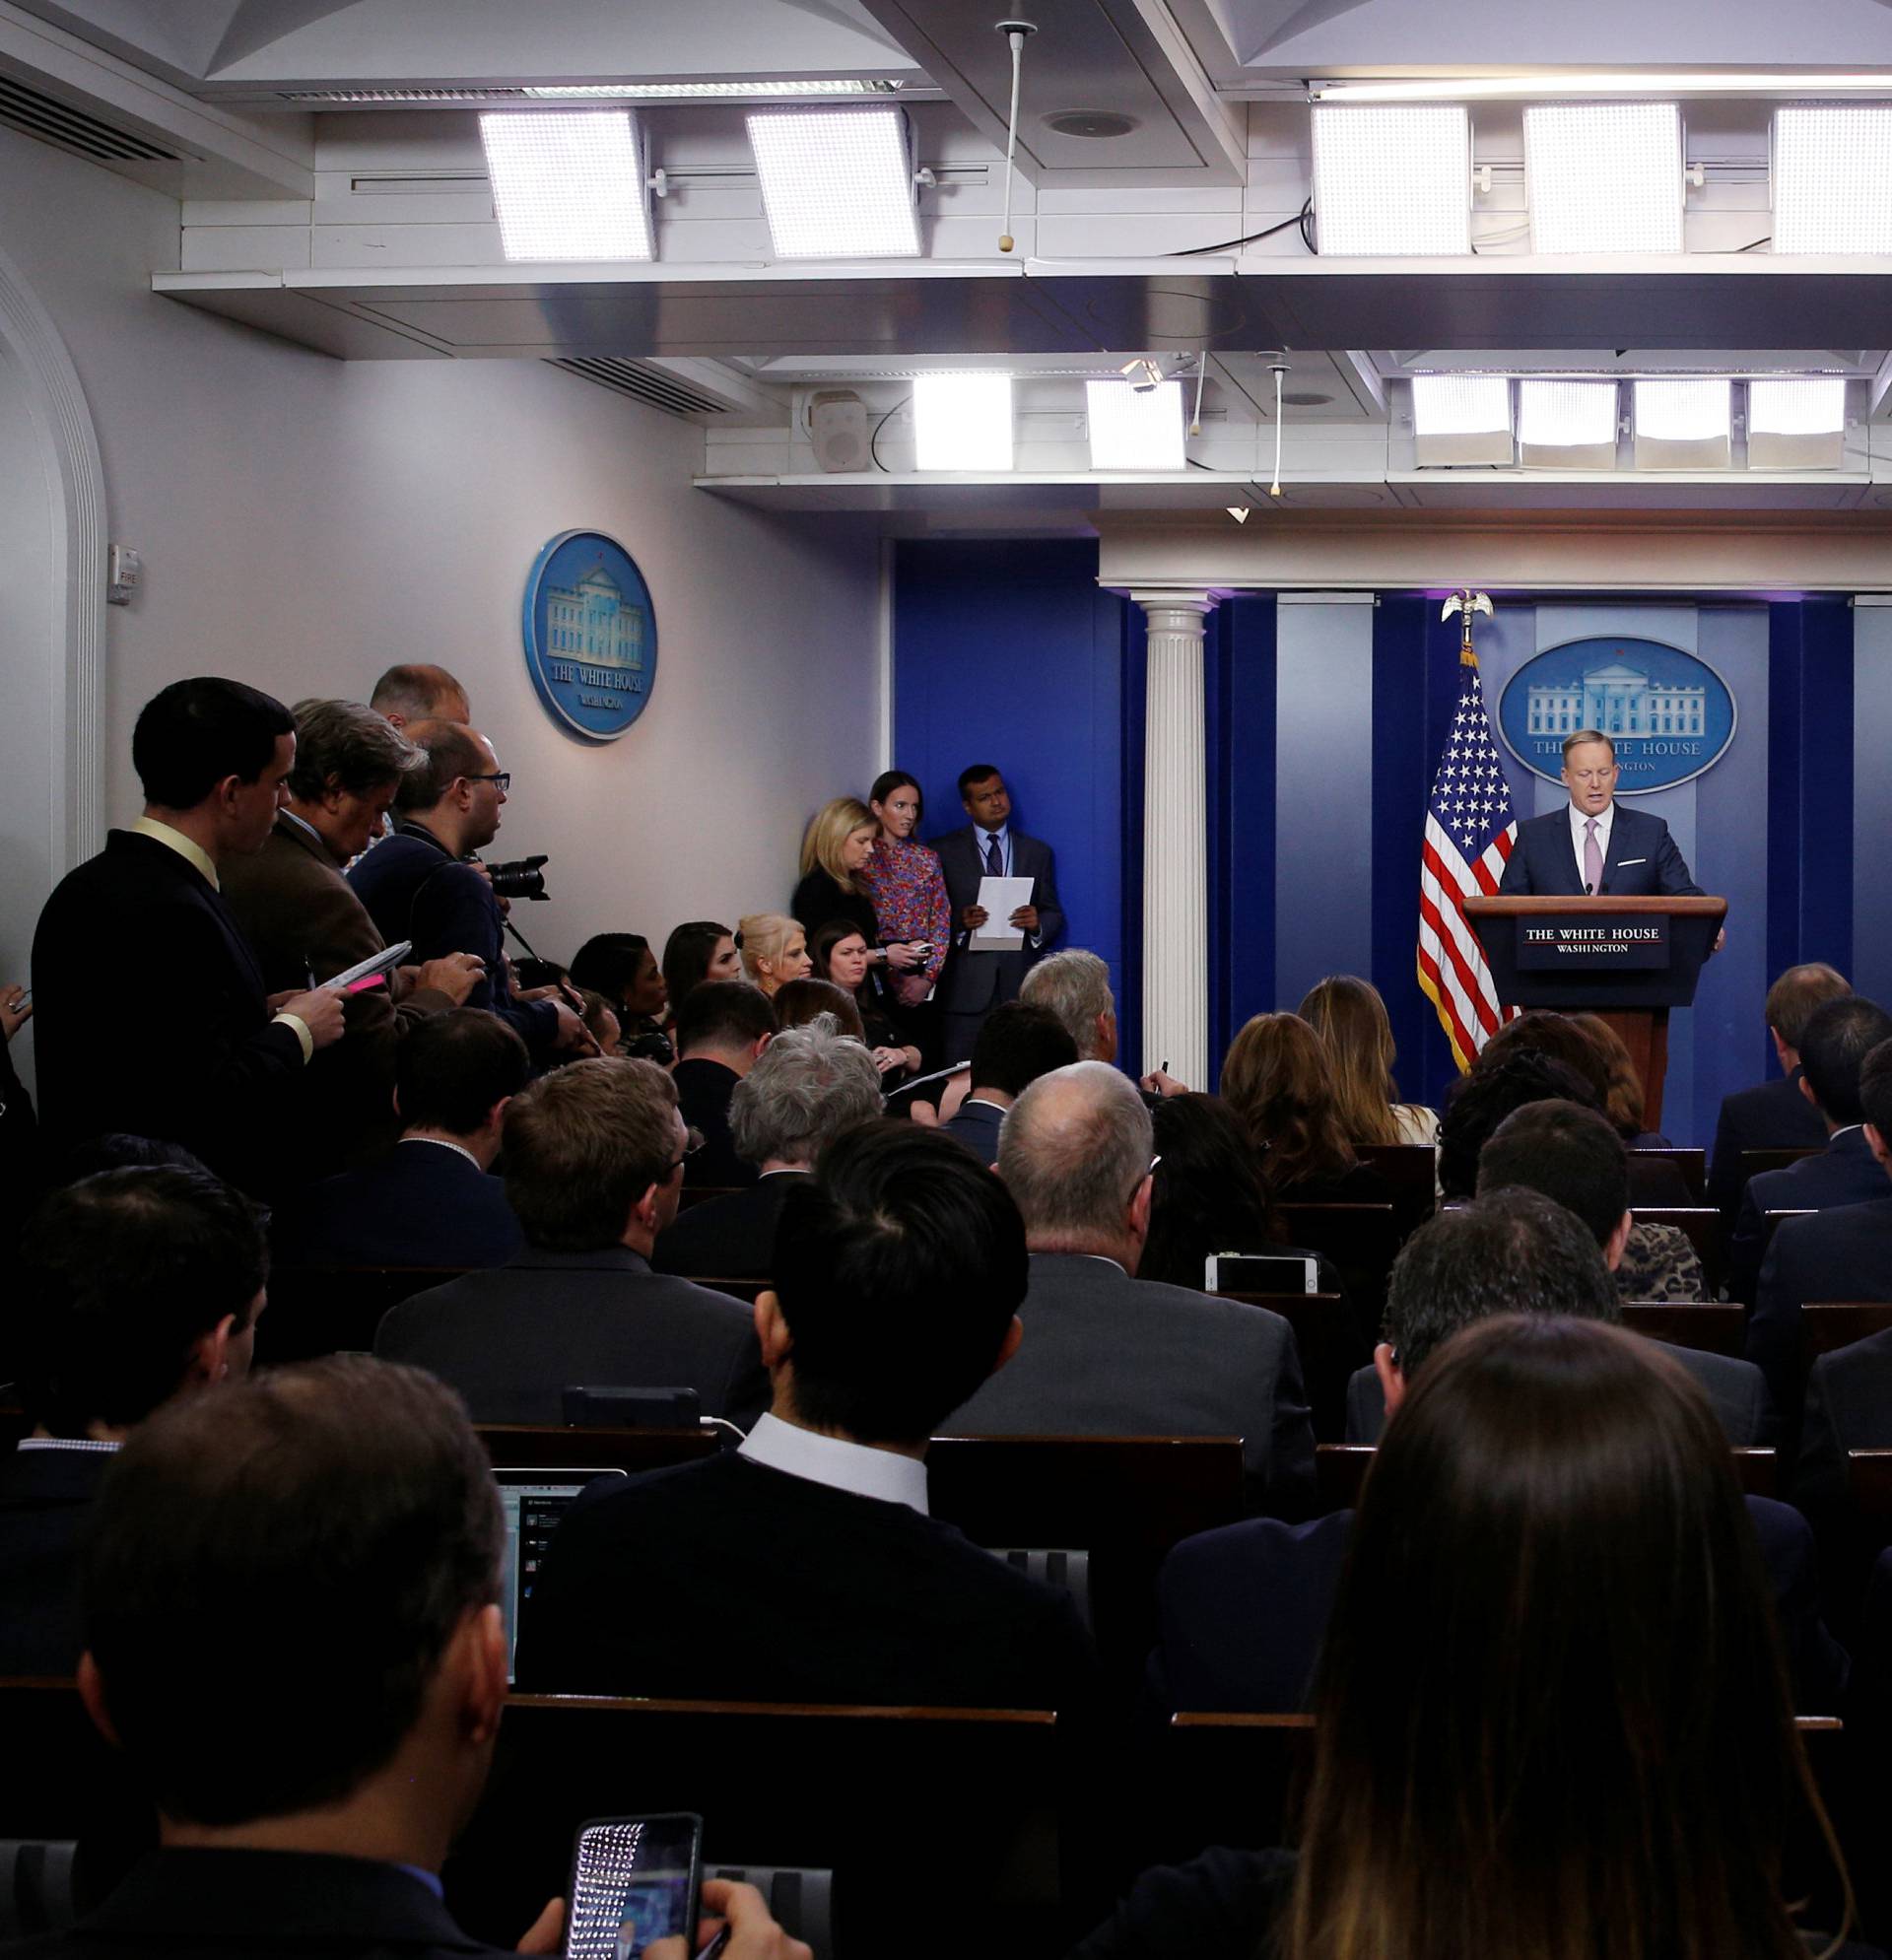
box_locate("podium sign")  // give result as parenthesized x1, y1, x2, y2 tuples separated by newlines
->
(1519, 915, 1669, 972)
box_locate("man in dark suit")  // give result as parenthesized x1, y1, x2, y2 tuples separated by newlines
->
(376, 1056, 767, 1427)
(1497, 728, 1709, 902)
(1164, 1194, 1845, 1716)
(31, 678, 347, 1191)
(1708, 963, 1850, 1222)
(221, 699, 483, 1173)
(948, 1061, 1317, 1517)
(932, 764, 1066, 1063)
(517, 1121, 1098, 1713)
(270, 1010, 528, 1272)
(0, 1165, 266, 1676)
(38, 1356, 803, 1960)
(654, 1018, 883, 1280)
(1734, 997, 1892, 1350)
(346, 719, 585, 1065)
(669, 980, 777, 1189)
(940, 1000, 1078, 1163)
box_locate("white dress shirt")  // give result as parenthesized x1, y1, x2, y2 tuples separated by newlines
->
(1567, 799, 1615, 886)
(738, 1410, 929, 1515)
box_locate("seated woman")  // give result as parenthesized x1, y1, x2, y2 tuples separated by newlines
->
(1140, 1094, 1340, 1300)
(810, 918, 920, 1085)
(857, 769, 949, 1012)
(792, 798, 888, 956)
(735, 912, 812, 1000)
(1075, 1316, 1865, 1960)
(1220, 1013, 1391, 1206)
(1297, 975, 1438, 1149)
(771, 978, 867, 1043)
(570, 932, 671, 1065)
(659, 919, 741, 1028)
(1573, 1008, 1673, 1148)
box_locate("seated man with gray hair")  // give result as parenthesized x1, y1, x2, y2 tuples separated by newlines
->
(949, 1060, 1316, 1516)
(654, 1016, 885, 1280)
(1020, 948, 1187, 1099)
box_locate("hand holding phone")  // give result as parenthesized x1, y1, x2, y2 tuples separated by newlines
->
(566, 1815, 702, 1960)
(641, 1880, 811, 1960)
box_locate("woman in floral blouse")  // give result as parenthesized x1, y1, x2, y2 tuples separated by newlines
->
(857, 770, 951, 1014)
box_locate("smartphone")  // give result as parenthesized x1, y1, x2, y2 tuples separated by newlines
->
(1205, 1251, 1320, 1295)
(317, 939, 413, 992)
(566, 1814, 703, 1960)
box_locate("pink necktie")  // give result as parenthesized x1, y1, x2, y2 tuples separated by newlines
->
(1584, 818, 1603, 894)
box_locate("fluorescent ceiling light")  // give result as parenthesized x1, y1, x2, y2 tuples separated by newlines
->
(1310, 104, 1471, 255)
(1318, 73, 1892, 101)
(1524, 102, 1683, 252)
(1634, 377, 1728, 441)
(1749, 375, 1848, 469)
(1773, 106, 1892, 253)
(1086, 380, 1185, 469)
(479, 111, 653, 261)
(525, 80, 905, 100)
(1411, 373, 1514, 465)
(747, 108, 920, 258)
(1518, 378, 1617, 468)
(913, 373, 1013, 470)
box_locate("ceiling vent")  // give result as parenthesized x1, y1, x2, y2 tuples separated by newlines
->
(0, 74, 178, 163)
(546, 358, 730, 418)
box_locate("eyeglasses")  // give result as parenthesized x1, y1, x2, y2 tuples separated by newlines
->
(466, 771, 511, 791)
(664, 1127, 706, 1179)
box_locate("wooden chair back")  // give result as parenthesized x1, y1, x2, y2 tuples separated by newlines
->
(1620, 1301, 1745, 1358)
(1276, 1203, 1401, 1345)
(1354, 1145, 1437, 1235)
(475, 1424, 718, 1475)
(1221, 1294, 1361, 1443)
(1632, 1147, 1707, 1204)
(1316, 1442, 1776, 1512)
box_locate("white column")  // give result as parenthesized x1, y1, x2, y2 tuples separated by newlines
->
(1133, 589, 1217, 1092)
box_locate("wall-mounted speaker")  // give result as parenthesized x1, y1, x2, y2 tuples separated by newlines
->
(810, 390, 870, 473)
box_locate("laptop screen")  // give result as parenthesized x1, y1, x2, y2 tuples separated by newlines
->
(493, 1468, 626, 1682)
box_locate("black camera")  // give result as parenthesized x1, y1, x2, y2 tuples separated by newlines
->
(487, 853, 550, 902)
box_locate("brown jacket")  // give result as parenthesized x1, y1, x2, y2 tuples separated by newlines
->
(222, 815, 454, 1171)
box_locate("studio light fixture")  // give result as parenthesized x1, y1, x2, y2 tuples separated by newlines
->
(747, 107, 921, 257)
(1411, 373, 1514, 465)
(480, 110, 654, 261)
(1310, 104, 1471, 255)
(524, 79, 906, 100)
(1773, 105, 1892, 253)
(1316, 73, 1892, 101)
(1633, 377, 1730, 468)
(913, 373, 1014, 470)
(1518, 378, 1618, 469)
(1085, 379, 1185, 469)
(1523, 101, 1684, 252)
(1748, 375, 1849, 468)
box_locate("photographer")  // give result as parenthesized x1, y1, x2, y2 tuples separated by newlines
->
(347, 721, 585, 1065)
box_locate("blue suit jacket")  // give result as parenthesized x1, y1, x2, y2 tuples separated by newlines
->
(270, 1137, 524, 1270)
(1498, 803, 1704, 898)
(931, 824, 1065, 1015)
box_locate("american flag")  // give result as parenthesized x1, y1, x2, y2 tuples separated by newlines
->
(1417, 647, 1519, 1072)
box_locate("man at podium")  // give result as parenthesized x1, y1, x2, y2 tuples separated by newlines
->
(1500, 730, 1706, 900)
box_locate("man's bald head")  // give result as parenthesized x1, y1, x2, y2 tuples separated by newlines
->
(997, 1060, 1152, 1254)
(371, 664, 469, 730)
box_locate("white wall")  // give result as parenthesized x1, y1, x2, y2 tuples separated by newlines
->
(0, 121, 885, 980)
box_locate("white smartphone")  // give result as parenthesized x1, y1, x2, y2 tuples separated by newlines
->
(1204, 1251, 1320, 1295)
(317, 939, 413, 991)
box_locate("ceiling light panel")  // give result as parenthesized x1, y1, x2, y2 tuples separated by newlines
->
(1310, 105, 1471, 255)
(1633, 377, 1730, 467)
(1411, 374, 1514, 465)
(1518, 379, 1618, 469)
(480, 111, 652, 261)
(1524, 102, 1683, 252)
(1773, 106, 1892, 253)
(914, 373, 1014, 470)
(1086, 380, 1185, 469)
(1318, 73, 1892, 101)
(1748, 375, 1849, 469)
(747, 108, 920, 258)
(526, 80, 905, 100)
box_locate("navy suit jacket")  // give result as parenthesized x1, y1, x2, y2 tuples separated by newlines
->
(1344, 1336, 1777, 1449)
(373, 1245, 769, 1427)
(1735, 1127, 1890, 1323)
(269, 1137, 524, 1271)
(1152, 1494, 1846, 1715)
(1708, 1070, 1828, 1221)
(932, 825, 1065, 1014)
(1798, 1312, 1892, 1516)
(30, 831, 306, 1190)
(651, 1170, 806, 1280)
(1497, 803, 1704, 898)
(947, 1252, 1317, 1517)
(0, 1444, 113, 1677)
(941, 1096, 1007, 1162)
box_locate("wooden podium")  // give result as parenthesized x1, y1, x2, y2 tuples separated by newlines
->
(1462, 895, 1727, 1132)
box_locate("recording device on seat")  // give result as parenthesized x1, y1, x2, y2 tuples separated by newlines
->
(487, 853, 550, 902)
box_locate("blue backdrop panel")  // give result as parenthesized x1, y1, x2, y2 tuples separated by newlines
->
(1853, 604, 1892, 1002)
(1206, 597, 1278, 1073)
(890, 539, 1131, 1023)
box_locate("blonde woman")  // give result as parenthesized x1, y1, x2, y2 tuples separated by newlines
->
(735, 912, 812, 999)
(1297, 975, 1440, 1150)
(790, 797, 886, 954)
